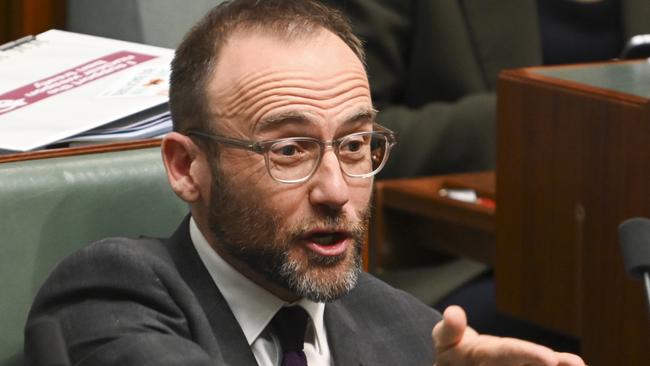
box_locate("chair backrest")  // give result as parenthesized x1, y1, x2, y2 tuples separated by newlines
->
(0, 146, 188, 366)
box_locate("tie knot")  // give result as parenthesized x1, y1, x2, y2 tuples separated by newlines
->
(271, 306, 309, 353)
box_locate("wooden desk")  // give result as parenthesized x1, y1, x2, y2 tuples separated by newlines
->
(497, 61, 650, 366)
(0, 139, 161, 164)
(370, 172, 495, 272)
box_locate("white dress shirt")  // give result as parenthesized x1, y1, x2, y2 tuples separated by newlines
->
(190, 217, 331, 366)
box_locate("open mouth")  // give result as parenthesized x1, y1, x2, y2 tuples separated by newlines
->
(309, 232, 346, 246)
(302, 230, 350, 256)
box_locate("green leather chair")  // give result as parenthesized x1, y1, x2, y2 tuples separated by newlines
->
(0, 146, 188, 366)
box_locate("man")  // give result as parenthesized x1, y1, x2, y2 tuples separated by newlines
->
(25, 1, 585, 365)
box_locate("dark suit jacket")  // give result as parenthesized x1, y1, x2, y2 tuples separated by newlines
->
(326, 0, 650, 178)
(25, 217, 441, 365)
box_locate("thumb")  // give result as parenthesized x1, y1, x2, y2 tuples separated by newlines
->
(432, 305, 468, 352)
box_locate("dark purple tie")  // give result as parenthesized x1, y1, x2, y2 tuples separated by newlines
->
(271, 306, 309, 366)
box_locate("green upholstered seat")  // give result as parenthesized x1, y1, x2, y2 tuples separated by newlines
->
(0, 147, 188, 366)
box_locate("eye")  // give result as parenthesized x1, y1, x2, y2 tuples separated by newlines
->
(279, 144, 298, 156)
(269, 140, 316, 162)
(346, 140, 362, 152)
(340, 135, 369, 154)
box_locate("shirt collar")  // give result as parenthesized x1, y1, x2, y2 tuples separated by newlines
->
(189, 217, 327, 350)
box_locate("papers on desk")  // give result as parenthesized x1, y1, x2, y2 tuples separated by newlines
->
(60, 109, 172, 144)
(0, 29, 174, 152)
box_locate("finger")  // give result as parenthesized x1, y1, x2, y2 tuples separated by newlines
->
(432, 305, 467, 351)
(489, 336, 559, 365)
(556, 352, 586, 366)
(496, 342, 586, 366)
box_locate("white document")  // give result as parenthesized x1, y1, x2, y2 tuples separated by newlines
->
(60, 111, 172, 143)
(0, 29, 174, 152)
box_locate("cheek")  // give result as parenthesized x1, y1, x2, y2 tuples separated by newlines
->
(218, 152, 304, 219)
(266, 185, 308, 219)
(220, 151, 269, 186)
(349, 181, 373, 212)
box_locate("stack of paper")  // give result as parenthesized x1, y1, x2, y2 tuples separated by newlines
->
(0, 29, 175, 152)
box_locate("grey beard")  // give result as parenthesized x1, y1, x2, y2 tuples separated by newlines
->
(276, 242, 362, 302)
(210, 211, 365, 302)
(206, 161, 368, 302)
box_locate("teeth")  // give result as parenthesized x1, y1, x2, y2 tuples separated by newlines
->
(311, 234, 336, 245)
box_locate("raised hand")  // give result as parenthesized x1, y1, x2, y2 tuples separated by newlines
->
(432, 306, 585, 366)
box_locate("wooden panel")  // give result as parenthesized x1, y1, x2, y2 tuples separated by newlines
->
(0, 0, 65, 44)
(496, 62, 650, 366)
(21, 0, 66, 35)
(0, 0, 10, 42)
(579, 98, 650, 366)
(496, 72, 584, 336)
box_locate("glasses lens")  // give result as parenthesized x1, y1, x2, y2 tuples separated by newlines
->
(339, 133, 388, 177)
(267, 139, 320, 181)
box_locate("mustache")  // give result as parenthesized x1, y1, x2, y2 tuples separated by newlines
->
(286, 209, 370, 239)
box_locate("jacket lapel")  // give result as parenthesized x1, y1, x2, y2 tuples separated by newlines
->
(166, 216, 258, 366)
(324, 301, 364, 366)
(459, 0, 542, 89)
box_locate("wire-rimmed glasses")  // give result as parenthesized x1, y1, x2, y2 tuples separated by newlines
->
(186, 124, 397, 184)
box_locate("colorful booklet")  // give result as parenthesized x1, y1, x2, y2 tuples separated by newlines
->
(0, 29, 174, 152)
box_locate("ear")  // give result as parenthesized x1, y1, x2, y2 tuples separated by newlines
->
(161, 132, 209, 203)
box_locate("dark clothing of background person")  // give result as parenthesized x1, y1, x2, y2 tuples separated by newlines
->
(537, 0, 623, 65)
(325, 0, 650, 179)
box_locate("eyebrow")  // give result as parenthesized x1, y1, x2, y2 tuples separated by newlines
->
(255, 106, 378, 133)
(255, 110, 318, 133)
(344, 107, 377, 126)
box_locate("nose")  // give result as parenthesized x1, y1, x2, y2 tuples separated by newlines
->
(308, 149, 350, 212)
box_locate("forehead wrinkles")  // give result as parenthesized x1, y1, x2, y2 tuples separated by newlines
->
(210, 66, 370, 127)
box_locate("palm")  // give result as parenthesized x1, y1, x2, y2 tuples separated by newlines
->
(432, 306, 584, 366)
